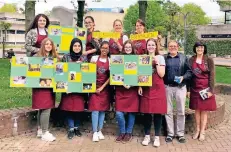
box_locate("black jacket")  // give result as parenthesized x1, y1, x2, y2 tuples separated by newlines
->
(163, 53, 192, 87)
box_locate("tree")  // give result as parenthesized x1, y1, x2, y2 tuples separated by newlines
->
(77, 0, 85, 27)
(138, 0, 148, 22)
(25, 1, 35, 31)
(0, 21, 12, 57)
(0, 4, 17, 13)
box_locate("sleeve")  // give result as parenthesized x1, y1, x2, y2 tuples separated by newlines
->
(25, 30, 39, 57)
(158, 55, 166, 66)
(90, 55, 98, 63)
(122, 35, 129, 44)
(183, 56, 193, 81)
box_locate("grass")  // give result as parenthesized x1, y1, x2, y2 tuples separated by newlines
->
(0, 59, 230, 110)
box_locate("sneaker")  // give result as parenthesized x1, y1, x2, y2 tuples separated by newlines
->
(142, 135, 150, 146)
(115, 133, 125, 142)
(41, 131, 56, 142)
(92, 132, 99, 142)
(177, 136, 186, 143)
(98, 131, 105, 140)
(153, 136, 160, 147)
(122, 133, 132, 143)
(37, 129, 43, 138)
(67, 130, 75, 139)
(74, 129, 82, 137)
(165, 136, 173, 143)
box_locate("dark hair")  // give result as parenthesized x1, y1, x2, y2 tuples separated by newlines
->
(146, 38, 160, 55)
(100, 41, 110, 56)
(69, 38, 83, 61)
(136, 19, 145, 27)
(84, 16, 95, 23)
(122, 40, 135, 55)
(193, 41, 207, 54)
(26, 14, 50, 34)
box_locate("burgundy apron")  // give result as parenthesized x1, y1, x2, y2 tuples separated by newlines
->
(86, 31, 95, 61)
(189, 58, 216, 111)
(59, 59, 85, 112)
(109, 34, 123, 55)
(115, 86, 139, 112)
(88, 57, 110, 111)
(140, 60, 167, 114)
(133, 39, 146, 55)
(31, 29, 47, 57)
(32, 32, 55, 110)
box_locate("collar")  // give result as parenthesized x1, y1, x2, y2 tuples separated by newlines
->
(167, 52, 179, 58)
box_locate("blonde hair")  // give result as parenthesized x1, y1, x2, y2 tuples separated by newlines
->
(37, 38, 59, 58)
(168, 40, 178, 46)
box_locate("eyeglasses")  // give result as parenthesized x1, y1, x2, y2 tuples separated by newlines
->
(169, 46, 178, 48)
(125, 47, 132, 49)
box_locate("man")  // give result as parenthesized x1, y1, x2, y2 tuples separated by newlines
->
(164, 40, 192, 143)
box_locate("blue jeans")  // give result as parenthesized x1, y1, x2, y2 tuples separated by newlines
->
(92, 111, 105, 133)
(116, 111, 135, 134)
(66, 111, 80, 130)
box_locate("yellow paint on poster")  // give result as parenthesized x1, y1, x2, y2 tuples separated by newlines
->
(76, 73, 82, 82)
(60, 35, 74, 51)
(88, 63, 96, 73)
(62, 27, 75, 33)
(63, 63, 68, 72)
(27, 71, 41, 77)
(130, 31, 158, 40)
(124, 69, 137, 75)
(10, 77, 26, 87)
(48, 25, 61, 33)
(138, 76, 152, 86)
(82, 83, 96, 93)
(11, 56, 28, 67)
(92, 32, 120, 39)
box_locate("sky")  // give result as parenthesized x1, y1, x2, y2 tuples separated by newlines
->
(1, 0, 224, 19)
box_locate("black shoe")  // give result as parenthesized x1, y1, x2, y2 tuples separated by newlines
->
(165, 136, 173, 143)
(74, 129, 82, 137)
(67, 130, 75, 139)
(177, 136, 186, 143)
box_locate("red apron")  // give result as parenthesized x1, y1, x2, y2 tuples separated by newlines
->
(133, 39, 146, 55)
(109, 34, 123, 55)
(140, 61, 167, 114)
(115, 86, 139, 112)
(189, 59, 216, 111)
(88, 57, 110, 111)
(31, 29, 47, 57)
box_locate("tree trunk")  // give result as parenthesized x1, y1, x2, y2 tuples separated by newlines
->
(138, 0, 148, 22)
(25, 1, 35, 31)
(77, 0, 85, 27)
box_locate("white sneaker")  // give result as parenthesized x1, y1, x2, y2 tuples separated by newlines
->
(92, 132, 99, 142)
(41, 131, 56, 142)
(98, 131, 105, 140)
(153, 136, 160, 147)
(37, 129, 43, 138)
(142, 135, 150, 146)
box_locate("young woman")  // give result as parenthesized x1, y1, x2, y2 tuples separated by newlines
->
(59, 38, 87, 139)
(132, 19, 146, 55)
(138, 38, 167, 147)
(114, 40, 139, 143)
(88, 41, 110, 142)
(109, 19, 128, 55)
(25, 14, 50, 57)
(33, 38, 59, 142)
(84, 16, 100, 61)
(188, 42, 216, 141)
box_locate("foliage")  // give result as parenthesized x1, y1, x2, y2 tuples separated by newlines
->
(0, 4, 17, 13)
(0, 22, 12, 31)
(216, 1, 231, 7)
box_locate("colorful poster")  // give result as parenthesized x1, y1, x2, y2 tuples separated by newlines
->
(110, 55, 152, 86)
(53, 62, 96, 93)
(10, 56, 56, 88)
(48, 25, 87, 54)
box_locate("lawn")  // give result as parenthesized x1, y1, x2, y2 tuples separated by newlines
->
(0, 59, 230, 109)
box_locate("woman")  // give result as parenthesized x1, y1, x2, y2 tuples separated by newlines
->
(188, 41, 216, 141)
(89, 41, 110, 142)
(138, 38, 167, 147)
(114, 40, 139, 143)
(59, 38, 87, 139)
(109, 19, 128, 55)
(25, 14, 50, 57)
(84, 16, 100, 61)
(33, 38, 59, 142)
(133, 19, 146, 55)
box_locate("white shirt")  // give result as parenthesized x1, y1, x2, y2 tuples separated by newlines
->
(90, 55, 110, 63)
(38, 28, 46, 35)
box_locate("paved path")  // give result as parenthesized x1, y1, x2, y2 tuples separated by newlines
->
(0, 95, 231, 152)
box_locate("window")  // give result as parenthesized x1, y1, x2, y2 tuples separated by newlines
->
(16, 30, 25, 34)
(7, 30, 15, 34)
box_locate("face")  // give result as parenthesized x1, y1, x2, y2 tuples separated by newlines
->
(124, 43, 132, 54)
(114, 21, 122, 33)
(136, 22, 144, 34)
(168, 42, 178, 55)
(196, 46, 204, 55)
(73, 42, 81, 53)
(44, 40, 52, 52)
(100, 44, 109, 56)
(40, 81, 45, 86)
(46, 79, 52, 86)
(147, 40, 156, 54)
(38, 16, 46, 28)
(84, 18, 94, 30)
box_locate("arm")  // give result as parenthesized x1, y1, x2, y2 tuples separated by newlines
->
(96, 78, 109, 94)
(25, 30, 39, 56)
(155, 55, 165, 78)
(182, 56, 192, 81)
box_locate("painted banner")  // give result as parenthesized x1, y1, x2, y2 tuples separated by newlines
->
(130, 31, 158, 40)
(92, 32, 120, 39)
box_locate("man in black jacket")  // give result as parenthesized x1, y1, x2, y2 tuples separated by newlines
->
(164, 40, 192, 143)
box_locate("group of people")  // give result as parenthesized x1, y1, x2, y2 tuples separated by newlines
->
(24, 13, 216, 148)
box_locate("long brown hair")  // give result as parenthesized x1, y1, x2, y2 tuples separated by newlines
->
(122, 40, 136, 55)
(37, 38, 58, 58)
(26, 14, 50, 34)
(146, 38, 160, 55)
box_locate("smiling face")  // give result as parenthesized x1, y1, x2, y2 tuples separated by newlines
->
(147, 40, 157, 54)
(84, 17, 94, 31)
(113, 20, 122, 33)
(168, 41, 178, 56)
(73, 42, 82, 53)
(136, 22, 144, 34)
(124, 43, 132, 54)
(38, 16, 47, 28)
(44, 40, 52, 53)
(196, 46, 205, 55)
(100, 43, 109, 56)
